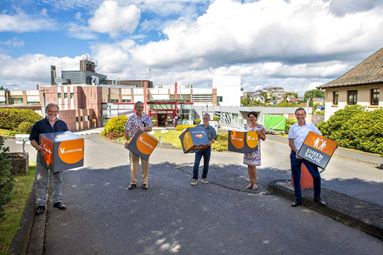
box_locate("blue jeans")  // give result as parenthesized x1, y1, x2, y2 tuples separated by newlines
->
(193, 147, 211, 179)
(290, 151, 321, 202)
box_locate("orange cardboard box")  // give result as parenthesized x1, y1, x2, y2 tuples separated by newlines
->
(39, 131, 84, 172)
(179, 126, 210, 153)
(126, 130, 158, 160)
(228, 130, 258, 153)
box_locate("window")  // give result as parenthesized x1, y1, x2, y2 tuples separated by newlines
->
(370, 88, 380, 105)
(347, 90, 358, 105)
(58, 93, 61, 99)
(217, 96, 223, 102)
(64, 93, 68, 99)
(332, 91, 339, 105)
(70, 93, 74, 99)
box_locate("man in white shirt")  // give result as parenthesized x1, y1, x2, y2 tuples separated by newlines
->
(288, 108, 326, 207)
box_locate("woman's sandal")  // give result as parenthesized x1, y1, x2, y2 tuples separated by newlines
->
(251, 183, 258, 190)
(245, 183, 253, 189)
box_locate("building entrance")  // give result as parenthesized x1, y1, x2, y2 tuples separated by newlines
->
(158, 114, 167, 127)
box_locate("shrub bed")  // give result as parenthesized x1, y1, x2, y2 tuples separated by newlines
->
(0, 109, 41, 130)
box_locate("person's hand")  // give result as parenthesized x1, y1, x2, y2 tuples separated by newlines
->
(36, 144, 45, 153)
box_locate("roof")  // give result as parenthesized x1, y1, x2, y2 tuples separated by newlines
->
(320, 48, 383, 88)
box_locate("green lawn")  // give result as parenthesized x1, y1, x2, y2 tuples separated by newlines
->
(152, 130, 183, 149)
(0, 129, 11, 137)
(0, 166, 36, 255)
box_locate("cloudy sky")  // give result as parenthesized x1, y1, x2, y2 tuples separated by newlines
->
(0, 0, 382, 94)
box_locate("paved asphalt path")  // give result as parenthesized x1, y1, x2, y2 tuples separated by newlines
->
(32, 134, 382, 255)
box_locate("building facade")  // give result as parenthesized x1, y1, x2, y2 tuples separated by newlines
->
(320, 48, 383, 120)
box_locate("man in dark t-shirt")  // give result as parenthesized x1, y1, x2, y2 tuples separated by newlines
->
(30, 103, 68, 215)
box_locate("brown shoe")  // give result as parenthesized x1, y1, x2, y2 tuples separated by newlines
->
(128, 184, 137, 190)
(142, 183, 148, 190)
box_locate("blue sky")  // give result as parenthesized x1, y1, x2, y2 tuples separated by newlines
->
(1, 0, 383, 93)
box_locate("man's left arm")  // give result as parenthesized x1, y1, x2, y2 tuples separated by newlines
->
(211, 127, 217, 143)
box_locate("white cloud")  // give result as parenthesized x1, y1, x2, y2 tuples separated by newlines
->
(0, 53, 81, 90)
(88, 1, 141, 37)
(0, 12, 56, 32)
(41, 0, 101, 10)
(131, 0, 383, 70)
(67, 23, 98, 40)
(0, 37, 25, 47)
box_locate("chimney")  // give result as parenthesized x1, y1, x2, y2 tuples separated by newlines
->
(50, 65, 56, 85)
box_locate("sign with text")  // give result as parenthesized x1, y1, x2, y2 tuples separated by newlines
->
(179, 126, 210, 153)
(228, 130, 259, 153)
(126, 129, 158, 160)
(40, 131, 84, 172)
(297, 131, 338, 169)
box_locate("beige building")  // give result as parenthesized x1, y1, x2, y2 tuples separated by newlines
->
(320, 48, 383, 120)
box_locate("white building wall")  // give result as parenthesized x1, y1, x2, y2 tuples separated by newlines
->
(212, 75, 241, 106)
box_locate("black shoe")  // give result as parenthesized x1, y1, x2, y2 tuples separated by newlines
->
(35, 206, 45, 215)
(128, 184, 137, 190)
(290, 201, 302, 207)
(313, 198, 327, 206)
(53, 202, 66, 210)
(141, 183, 148, 190)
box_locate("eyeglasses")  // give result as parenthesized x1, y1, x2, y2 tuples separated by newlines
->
(136, 107, 144, 109)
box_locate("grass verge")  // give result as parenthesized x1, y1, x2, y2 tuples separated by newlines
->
(0, 165, 35, 255)
(152, 130, 183, 149)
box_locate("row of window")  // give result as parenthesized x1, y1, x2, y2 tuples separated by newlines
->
(76, 116, 90, 122)
(58, 93, 74, 99)
(333, 88, 380, 106)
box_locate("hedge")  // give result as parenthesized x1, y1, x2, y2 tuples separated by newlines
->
(17, 122, 34, 134)
(0, 136, 14, 218)
(175, 124, 195, 131)
(100, 115, 128, 138)
(318, 106, 383, 155)
(211, 132, 228, 152)
(285, 118, 297, 134)
(0, 109, 42, 130)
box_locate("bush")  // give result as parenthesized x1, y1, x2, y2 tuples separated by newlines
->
(194, 118, 201, 125)
(175, 124, 195, 131)
(318, 106, 383, 155)
(0, 136, 14, 218)
(285, 118, 297, 134)
(17, 122, 33, 134)
(213, 115, 220, 121)
(318, 105, 364, 141)
(0, 109, 42, 130)
(101, 115, 128, 138)
(212, 132, 228, 152)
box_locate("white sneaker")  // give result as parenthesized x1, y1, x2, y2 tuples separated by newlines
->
(191, 179, 198, 186)
(201, 178, 209, 184)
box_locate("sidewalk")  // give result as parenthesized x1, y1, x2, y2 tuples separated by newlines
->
(268, 135, 383, 167)
(267, 180, 383, 240)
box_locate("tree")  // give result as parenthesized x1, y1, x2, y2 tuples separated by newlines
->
(304, 89, 324, 106)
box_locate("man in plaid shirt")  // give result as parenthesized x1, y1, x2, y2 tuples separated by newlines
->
(124, 101, 153, 190)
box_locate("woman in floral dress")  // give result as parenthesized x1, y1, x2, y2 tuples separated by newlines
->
(243, 112, 266, 190)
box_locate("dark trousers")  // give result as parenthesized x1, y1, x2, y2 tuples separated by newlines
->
(290, 151, 321, 202)
(193, 147, 211, 179)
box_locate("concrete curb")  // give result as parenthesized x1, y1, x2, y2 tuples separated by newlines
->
(267, 180, 383, 241)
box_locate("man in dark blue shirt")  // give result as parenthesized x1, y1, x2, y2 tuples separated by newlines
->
(29, 103, 68, 215)
(191, 113, 217, 186)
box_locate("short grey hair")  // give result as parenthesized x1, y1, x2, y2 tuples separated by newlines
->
(135, 101, 144, 107)
(203, 113, 210, 119)
(45, 103, 59, 112)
